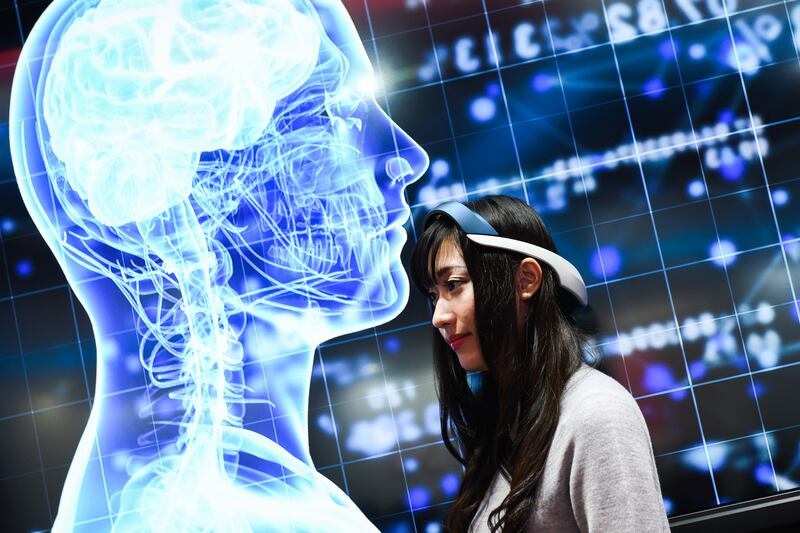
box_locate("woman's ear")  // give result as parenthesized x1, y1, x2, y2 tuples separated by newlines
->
(516, 258, 542, 301)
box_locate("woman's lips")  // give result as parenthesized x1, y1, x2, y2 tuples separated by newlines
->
(448, 334, 470, 351)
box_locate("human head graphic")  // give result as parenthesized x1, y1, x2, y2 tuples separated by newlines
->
(10, 0, 428, 529)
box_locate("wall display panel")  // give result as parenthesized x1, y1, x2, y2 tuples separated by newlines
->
(2, 0, 800, 531)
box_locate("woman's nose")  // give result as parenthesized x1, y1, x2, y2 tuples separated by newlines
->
(431, 299, 453, 329)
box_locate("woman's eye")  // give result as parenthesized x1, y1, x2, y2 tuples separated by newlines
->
(445, 280, 462, 291)
(426, 291, 438, 304)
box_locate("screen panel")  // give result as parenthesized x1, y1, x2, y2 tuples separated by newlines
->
(1, 0, 800, 531)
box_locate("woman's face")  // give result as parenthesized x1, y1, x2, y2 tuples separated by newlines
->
(429, 239, 488, 372)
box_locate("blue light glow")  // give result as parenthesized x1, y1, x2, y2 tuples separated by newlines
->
(470, 96, 497, 122)
(532, 73, 556, 93)
(772, 188, 789, 206)
(643, 78, 665, 98)
(710, 239, 738, 267)
(441, 472, 459, 497)
(688, 180, 706, 198)
(590, 245, 622, 278)
(9, 0, 428, 530)
(408, 486, 431, 509)
(15, 260, 33, 278)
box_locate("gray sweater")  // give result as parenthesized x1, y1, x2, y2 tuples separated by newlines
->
(470, 365, 670, 532)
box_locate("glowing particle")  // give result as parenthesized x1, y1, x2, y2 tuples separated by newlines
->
(688, 180, 706, 198)
(643, 364, 675, 393)
(532, 73, 555, 93)
(441, 472, 459, 497)
(689, 360, 707, 380)
(1, 218, 15, 234)
(710, 239, 737, 267)
(772, 188, 789, 206)
(720, 156, 745, 181)
(688, 43, 706, 60)
(590, 245, 622, 278)
(658, 39, 675, 60)
(15, 260, 32, 278)
(408, 486, 431, 509)
(403, 457, 419, 472)
(384, 336, 401, 353)
(755, 463, 774, 485)
(431, 159, 450, 179)
(470, 97, 496, 122)
(643, 78, 665, 98)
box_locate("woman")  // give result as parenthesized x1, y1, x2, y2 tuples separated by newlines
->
(410, 195, 669, 532)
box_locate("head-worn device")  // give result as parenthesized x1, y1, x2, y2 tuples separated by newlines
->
(423, 201, 588, 307)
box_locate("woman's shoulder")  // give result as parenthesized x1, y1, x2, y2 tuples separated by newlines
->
(559, 364, 646, 430)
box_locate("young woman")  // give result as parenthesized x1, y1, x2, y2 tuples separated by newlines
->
(410, 195, 669, 532)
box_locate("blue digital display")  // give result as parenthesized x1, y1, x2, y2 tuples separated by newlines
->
(2, 0, 800, 531)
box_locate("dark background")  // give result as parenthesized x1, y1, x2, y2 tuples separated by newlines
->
(3, 0, 800, 531)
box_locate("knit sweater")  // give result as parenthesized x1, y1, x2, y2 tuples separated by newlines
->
(470, 364, 670, 532)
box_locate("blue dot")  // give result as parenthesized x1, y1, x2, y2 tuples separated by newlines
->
(408, 486, 431, 510)
(710, 239, 737, 267)
(441, 472, 460, 497)
(384, 336, 401, 353)
(659, 39, 675, 60)
(663, 497, 674, 516)
(470, 97, 496, 122)
(643, 364, 676, 393)
(590, 246, 622, 278)
(772, 189, 789, 206)
(720, 156, 744, 181)
(748, 382, 765, 399)
(643, 78, 665, 98)
(431, 159, 450, 180)
(688, 180, 706, 198)
(669, 389, 687, 401)
(16, 260, 33, 278)
(689, 360, 707, 380)
(532, 73, 554, 93)
(755, 463, 774, 485)
(1, 218, 15, 234)
(717, 109, 734, 125)
(404, 457, 419, 472)
(487, 83, 500, 97)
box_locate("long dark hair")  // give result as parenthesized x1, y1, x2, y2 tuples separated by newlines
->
(411, 195, 588, 532)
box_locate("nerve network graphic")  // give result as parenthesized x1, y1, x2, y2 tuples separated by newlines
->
(9, 0, 428, 530)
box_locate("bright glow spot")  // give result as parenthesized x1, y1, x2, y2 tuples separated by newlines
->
(470, 97, 496, 122)
(658, 39, 675, 60)
(403, 457, 419, 472)
(440, 472, 459, 497)
(384, 336, 401, 353)
(590, 245, 622, 278)
(663, 497, 674, 516)
(772, 188, 789, 206)
(643, 364, 676, 393)
(688, 179, 706, 198)
(755, 302, 775, 325)
(15, 259, 33, 278)
(0, 218, 15, 234)
(408, 486, 430, 510)
(425, 523, 442, 533)
(643, 78, 665, 98)
(532, 73, 555, 93)
(689, 360, 707, 380)
(431, 159, 450, 180)
(709, 239, 737, 267)
(720, 156, 745, 181)
(755, 463, 774, 485)
(689, 43, 706, 60)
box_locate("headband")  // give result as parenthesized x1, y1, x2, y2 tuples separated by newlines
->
(423, 201, 588, 307)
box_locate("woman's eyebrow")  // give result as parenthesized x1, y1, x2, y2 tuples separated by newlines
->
(435, 265, 468, 281)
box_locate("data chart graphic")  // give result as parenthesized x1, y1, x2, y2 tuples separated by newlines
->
(2, 0, 800, 531)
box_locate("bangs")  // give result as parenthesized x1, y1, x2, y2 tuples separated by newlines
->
(410, 217, 461, 294)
